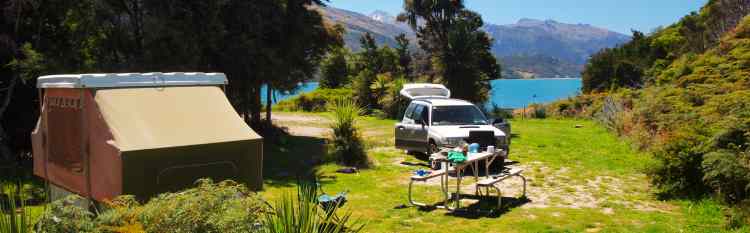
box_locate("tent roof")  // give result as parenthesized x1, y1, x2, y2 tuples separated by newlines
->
(38, 72, 227, 89)
(94, 86, 260, 152)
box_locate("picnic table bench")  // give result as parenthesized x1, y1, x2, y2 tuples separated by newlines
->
(476, 168, 526, 210)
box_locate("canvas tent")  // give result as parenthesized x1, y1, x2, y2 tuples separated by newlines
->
(31, 72, 263, 202)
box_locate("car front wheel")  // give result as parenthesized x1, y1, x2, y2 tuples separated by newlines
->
(427, 140, 441, 170)
(427, 140, 439, 155)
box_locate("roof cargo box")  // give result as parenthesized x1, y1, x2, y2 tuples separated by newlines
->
(32, 72, 263, 202)
(400, 83, 451, 99)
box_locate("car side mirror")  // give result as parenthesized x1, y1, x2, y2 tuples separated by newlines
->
(492, 118, 504, 125)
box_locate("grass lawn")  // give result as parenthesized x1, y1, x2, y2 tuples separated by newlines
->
(263, 111, 746, 233)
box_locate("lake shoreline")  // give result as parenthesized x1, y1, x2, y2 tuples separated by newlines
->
(498, 77, 582, 80)
(263, 78, 583, 109)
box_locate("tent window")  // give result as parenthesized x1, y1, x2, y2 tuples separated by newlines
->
(47, 96, 84, 174)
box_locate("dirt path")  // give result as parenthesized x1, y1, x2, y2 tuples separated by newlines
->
(271, 113, 331, 138)
(405, 161, 666, 212)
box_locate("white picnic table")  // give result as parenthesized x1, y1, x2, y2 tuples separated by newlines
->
(409, 148, 524, 212)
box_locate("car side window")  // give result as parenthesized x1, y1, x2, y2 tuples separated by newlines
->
(420, 105, 430, 125)
(412, 105, 424, 124)
(403, 103, 416, 123)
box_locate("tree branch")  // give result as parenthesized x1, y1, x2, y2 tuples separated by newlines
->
(0, 75, 19, 119)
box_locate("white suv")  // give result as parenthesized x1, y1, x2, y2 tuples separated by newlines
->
(394, 84, 511, 155)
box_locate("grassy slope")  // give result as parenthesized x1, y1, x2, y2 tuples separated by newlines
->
(263, 112, 743, 233)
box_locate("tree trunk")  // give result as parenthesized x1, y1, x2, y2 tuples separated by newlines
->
(0, 76, 19, 163)
(249, 86, 262, 130)
(266, 84, 272, 126)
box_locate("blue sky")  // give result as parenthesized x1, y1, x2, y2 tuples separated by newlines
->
(327, 0, 707, 34)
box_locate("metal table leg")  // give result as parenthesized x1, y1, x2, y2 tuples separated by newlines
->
(455, 167, 462, 210)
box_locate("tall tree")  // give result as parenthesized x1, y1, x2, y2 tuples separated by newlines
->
(319, 47, 350, 89)
(399, 0, 464, 53)
(0, 0, 104, 163)
(353, 32, 379, 110)
(394, 33, 412, 79)
(399, 0, 499, 103)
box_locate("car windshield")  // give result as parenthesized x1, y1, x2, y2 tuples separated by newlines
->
(431, 105, 488, 126)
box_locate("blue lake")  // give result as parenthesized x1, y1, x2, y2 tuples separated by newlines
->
(488, 78, 582, 109)
(262, 78, 582, 109)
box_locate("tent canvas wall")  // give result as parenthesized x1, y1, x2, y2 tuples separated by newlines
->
(32, 72, 263, 202)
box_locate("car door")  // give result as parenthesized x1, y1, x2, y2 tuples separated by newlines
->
(405, 104, 428, 150)
(395, 103, 416, 150)
(410, 104, 430, 148)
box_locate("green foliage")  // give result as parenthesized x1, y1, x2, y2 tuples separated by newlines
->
(582, 0, 750, 93)
(275, 88, 355, 112)
(37, 179, 265, 233)
(648, 129, 712, 198)
(320, 48, 351, 89)
(134, 179, 264, 233)
(36, 196, 96, 233)
(394, 34, 413, 80)
(582, 31, 654, 93)
(0, 0, 342, 144)
(573, 10, 750, 222)
(350, 37, 406, 112)
(399, 1, 499, 104)
(437, 10, 499, 104)
(374, 75, 408, 119)
(7, 44, 46, 82)
(260, 181, 364, 233)
(701, 123, 750, 204)
(1, 183, 32, 233)
(328, 98, 368, 168)
(530, 104, 547, 119)
(488, 104, 513, 120)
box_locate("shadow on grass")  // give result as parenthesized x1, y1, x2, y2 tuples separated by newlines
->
(445, 195, 531, 219)
(404, 194, 531, 219)
(263, 131, 329, 188)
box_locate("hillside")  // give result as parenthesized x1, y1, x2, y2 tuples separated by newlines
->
(316, 6, 416, 51)
(550, 1, 750, 226)
(316, 6, 630, 78)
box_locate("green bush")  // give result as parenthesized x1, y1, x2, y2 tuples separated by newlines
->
(319, 48, 351, 89)
(275, 88, 354, 112)
(1, 183, 34, 233)
(488, 103, 513, 120)
(261, 181, 364, 233)
(37, 179, 264, 233)
(328, 98, 369, 168)
(529, 104, 546, 119)
(372, 74, 408, 119)
(701, 124, 750, 204)
(648, 129, 711, 199)
(36, 196, 96, 233)
(702, 150, 750, 204)
(134, 179, 264, 233)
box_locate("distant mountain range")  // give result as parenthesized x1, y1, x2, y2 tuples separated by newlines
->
(316, 6, 630, 78)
